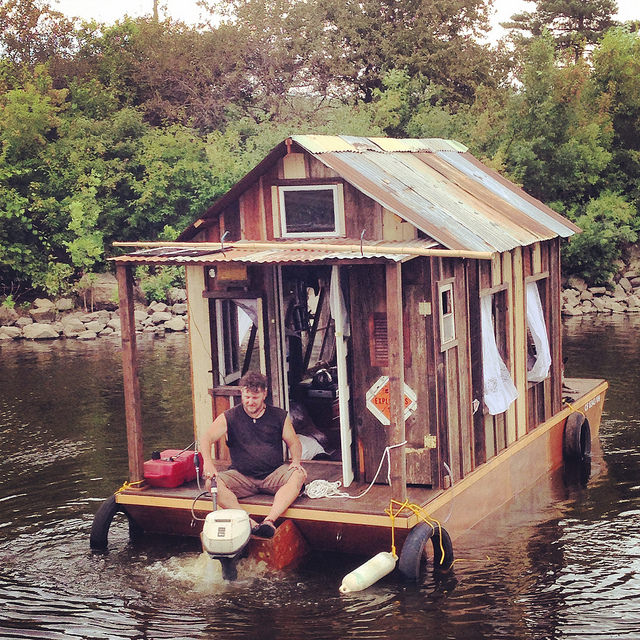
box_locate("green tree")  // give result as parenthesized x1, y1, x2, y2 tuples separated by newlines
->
(0, 0, 76, 68)
(502, 0, 618, 60)
(498, 34, 612, 206)
(591, 27, 640, 210)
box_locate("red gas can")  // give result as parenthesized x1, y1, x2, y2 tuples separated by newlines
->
(143, 449, 202, 488)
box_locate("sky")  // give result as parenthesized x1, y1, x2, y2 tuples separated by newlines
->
(51, 0, 640, 40)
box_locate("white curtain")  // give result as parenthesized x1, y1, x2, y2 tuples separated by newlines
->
(481, 295, 519, 415)
(526, 282, 552, 383)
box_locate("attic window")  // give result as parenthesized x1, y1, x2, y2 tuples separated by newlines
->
(278, 185, 344, 237)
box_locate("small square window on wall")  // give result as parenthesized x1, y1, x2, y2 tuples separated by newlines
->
(277, 184, 344, 237)
(439, 281, 456, 348)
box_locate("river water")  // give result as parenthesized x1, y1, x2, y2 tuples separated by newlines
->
(0, 316, 639, 640)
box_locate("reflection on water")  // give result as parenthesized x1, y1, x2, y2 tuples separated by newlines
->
(0, 318, 639, 639)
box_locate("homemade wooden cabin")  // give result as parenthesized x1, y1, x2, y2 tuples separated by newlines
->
(102, 135, 607, 569)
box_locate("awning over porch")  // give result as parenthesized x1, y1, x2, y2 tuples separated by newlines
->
(111, 237, 493, 266)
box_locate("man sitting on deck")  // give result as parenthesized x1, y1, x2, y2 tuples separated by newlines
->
(200, 371, 307, 538)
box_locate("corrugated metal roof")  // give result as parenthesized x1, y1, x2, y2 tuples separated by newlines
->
(289, 135, 579, 253)
(114, 239, 442, 266)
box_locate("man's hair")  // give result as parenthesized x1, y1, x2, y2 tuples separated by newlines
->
(239, 371, 268, 392)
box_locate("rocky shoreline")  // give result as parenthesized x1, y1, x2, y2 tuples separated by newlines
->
(0, 296, 188, 341)
(562, 273, 640, 316)
(3, 272, 640, 342)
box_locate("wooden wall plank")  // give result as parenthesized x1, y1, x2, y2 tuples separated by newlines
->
(511, 247, 528, 439)
(283, 152, 306, 178)
(239, 181, 263, 240)
(386, 262, 407, 500)
(404, 263, 433, 485)
(501, 250, 517, 445)
(424, 258, 442, 488)
(454, 260, 473, 476)
(549, 238, 563, 413)
(185, 266, 214, 449)
(467, 260, 486, 467)
(348, 265, 387, 483)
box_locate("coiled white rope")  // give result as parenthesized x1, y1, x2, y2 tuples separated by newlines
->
(304, 479, 351, 498)
(305, 441, 407, 500)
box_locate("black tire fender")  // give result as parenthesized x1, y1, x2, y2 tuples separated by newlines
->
(90, 494, 141, 549)
(563, 412, 591, 461)
(398, 522, 454, 581)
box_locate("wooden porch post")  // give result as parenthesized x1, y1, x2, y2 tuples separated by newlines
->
(386, 261, 407, 501)
(116, 263, 144, 482)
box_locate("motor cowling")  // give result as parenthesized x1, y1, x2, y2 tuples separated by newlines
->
(201, 509, 251, 558)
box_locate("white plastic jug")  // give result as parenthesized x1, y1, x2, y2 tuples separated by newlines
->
(339, 551, 397, 593)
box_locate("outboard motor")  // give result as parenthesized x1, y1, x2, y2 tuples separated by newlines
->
(200, 478, 251, 580)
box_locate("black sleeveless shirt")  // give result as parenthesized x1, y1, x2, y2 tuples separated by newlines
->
(224, 404, 287, 479)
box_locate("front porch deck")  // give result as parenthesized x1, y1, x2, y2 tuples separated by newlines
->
(115, 377, 606, 554)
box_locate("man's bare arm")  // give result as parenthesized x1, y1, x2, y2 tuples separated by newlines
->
(200, 413, 227, 478)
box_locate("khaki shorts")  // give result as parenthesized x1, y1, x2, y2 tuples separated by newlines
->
(216, 464, 299, 499)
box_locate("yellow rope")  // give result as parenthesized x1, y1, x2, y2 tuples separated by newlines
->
(115, 479, 145, 494)
(384, 499, 409, 558)
(449, 556, 491, 568)
(563, 400, 586, 418)
(386, 499, 447, 565)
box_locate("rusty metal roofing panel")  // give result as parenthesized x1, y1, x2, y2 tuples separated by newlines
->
(316, 151, 499, 252)
(437, 152, 579, 238)
(290, 135, 358, 154)
(368, 138, 468, 153)
(414, 153, 557, 243)
(360, 150, 529, 252)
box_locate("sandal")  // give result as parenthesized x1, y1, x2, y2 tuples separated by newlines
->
(252, 519, 276, 538)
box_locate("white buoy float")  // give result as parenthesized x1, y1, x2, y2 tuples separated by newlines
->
(339, 551, 397, 593)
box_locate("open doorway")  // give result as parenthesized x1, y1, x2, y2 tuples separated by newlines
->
(280, 265, 354, 485)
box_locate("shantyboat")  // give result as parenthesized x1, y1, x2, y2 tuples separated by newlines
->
(91, 135, 607, 580)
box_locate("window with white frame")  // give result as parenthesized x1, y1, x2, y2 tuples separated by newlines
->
(278, 184, 344, 237)
(439, 282, 456, 347)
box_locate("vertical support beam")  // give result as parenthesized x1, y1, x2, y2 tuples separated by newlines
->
(386, 261, 407, 501)
(116, 264, 144, 482)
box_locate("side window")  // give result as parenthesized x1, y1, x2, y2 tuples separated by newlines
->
(215, 299, 263, 385)
(439, 281, 456, 348)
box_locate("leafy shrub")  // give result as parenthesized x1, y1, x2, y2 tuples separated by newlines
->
(562, 191, 638, 285)
(137, 266, 185, 304)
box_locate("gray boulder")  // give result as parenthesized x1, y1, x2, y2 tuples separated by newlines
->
(61, 317, 86, 337)
(164, 317, 187, 332)
(0, 306, 19, 326)
(56, 298, 74, 312)
(0, 326, 21, 339)
(148, 301, 169, 313)
(150, 311, 172, 324)
(15, 317, 33, 328)
(76, 330, 97, 340)
(33, 298, 55, 310)
(84, 320, 107, 333)
(23, 323, 59, 339)
(30, 306, 56, 322)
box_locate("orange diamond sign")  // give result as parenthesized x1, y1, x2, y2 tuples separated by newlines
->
(366, 375, 417, 426)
